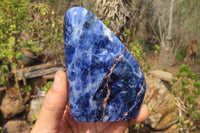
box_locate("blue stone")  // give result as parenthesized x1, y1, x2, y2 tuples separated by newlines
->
(64, 7, 146, 122)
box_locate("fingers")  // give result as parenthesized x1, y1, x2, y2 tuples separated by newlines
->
(129, 104, 150, 126)
(32, 71, 68, 132)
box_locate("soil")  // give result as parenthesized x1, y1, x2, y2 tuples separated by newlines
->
(146, 50, 200, 77)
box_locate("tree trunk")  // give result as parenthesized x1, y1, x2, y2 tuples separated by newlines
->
(158, 44, 173, 68)
(158, 0, 174, 68)
(95, 0, 133, 41)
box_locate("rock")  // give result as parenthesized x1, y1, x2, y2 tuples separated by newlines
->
(64, 7, 146, 122)
(161, 124, 179, 133)
(0, 94, 26, 119)
(21, 48, 38, 66)
(28, 97, 44, 122)
(2, 120, 30, 133)
(144, 77, 178, 130)
(150, 70, 173, 82)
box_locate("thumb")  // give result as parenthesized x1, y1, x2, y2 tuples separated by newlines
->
(32, 71, 68, 132)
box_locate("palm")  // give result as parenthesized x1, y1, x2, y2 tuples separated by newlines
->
(61, 112, 132, 133)
(58, 104, 148, 133)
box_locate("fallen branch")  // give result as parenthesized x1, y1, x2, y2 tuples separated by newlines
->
(10, 62, 65, 80)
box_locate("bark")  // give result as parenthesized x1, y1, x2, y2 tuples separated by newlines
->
(158, 44, 173, 68)
(10, 62, 65, 80)
(14, 64, 23, 103)
(167, 0, 174, 42)
(158, 0, 174, 68)
(95, 0, 133, 41)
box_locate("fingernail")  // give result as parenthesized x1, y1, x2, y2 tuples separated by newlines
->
(53, 72, 61, 90)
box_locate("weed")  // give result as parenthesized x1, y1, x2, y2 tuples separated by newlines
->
(171, 64, 200, 131)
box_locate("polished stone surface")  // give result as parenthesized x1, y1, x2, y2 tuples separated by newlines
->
(64, 7, 146, 122)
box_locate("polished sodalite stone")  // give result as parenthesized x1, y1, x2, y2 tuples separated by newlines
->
(64, 7, 146, 122)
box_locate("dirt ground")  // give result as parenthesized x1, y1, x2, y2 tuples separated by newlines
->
(145, 51, 200, 77)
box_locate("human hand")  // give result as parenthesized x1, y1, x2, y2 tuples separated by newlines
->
(31, 71, 149, 133)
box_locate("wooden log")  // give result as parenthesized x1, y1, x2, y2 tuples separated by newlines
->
(42, 73, 55, 80)
(22, 62, 56, 73)
(11, 62, 55, 74)
(10, 62, 65, 81)
(20, 67, 65, 80)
